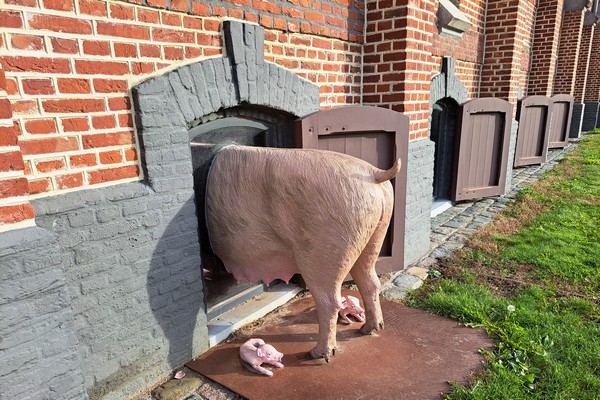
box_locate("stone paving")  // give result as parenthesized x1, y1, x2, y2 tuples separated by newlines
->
(380, 141, 577, 299)
(142, 141, 578, 400)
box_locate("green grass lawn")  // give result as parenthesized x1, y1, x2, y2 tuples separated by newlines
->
(408, 130, 600, 399)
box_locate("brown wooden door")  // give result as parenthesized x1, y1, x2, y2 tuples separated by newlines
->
(295, 105, 409, 275)
(514, 96, 552, 167)
(548, 94, 574, 149)
(452, 98, 512, 201)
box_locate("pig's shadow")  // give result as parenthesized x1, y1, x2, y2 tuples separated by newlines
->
(147, 196, 205, 370)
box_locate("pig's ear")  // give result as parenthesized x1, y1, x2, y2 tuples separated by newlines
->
(256, 348, 263, 357)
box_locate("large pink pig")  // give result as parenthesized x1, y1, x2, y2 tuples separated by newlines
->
(206, 145, 400, 361)
(239, 338, 284, 377)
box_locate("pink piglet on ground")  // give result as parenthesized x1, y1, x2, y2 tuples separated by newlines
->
(339, 295, 366, 324)
(239, 338, 284, 377)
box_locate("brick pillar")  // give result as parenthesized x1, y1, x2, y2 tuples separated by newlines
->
(0, 63, 36, 232)
(553, 1, 592, 137)
(570, 21, 595, 136)
(363, 0, 436, 141)
(479, 0, 537, 107)
(528, 0, 564, 96)
(583, 15, 600, 130)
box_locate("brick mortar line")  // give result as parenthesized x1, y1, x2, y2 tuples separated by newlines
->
(26, 175, 142, 200)
(3, 10, 362, 45)
(3, 31, 357, 59)
(20, 121, 133, 132)
(267, 54, 362, 66)
(0, 194, 31, 206)
(15, 121, 134, 137)
(3, 24, 220, 49)
(9, 4, 219, 33)
(0, 146, 22, 153)
(3, 46, 358, 80)
(32, 152, 135, 165)
(0, 169, 25, 179)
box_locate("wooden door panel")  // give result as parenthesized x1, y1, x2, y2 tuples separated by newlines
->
(514, 96, 552, 167)
(548, 94, 573, 149)
(295, 106, 409, 275)
(452, 98, 512, 201)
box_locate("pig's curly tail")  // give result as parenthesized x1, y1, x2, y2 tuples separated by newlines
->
(374, 158, 401, 183)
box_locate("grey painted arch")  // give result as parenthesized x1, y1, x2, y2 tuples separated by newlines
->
(132, 20, 321, 187)
(429, 57, 468, 113)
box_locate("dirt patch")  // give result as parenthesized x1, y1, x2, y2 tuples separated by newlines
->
(433, 242, 599, 306)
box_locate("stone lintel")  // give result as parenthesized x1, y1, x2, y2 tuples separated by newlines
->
(564, 0, 593, 12)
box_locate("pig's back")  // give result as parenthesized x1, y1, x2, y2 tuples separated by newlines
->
(205, 145, 392, 282)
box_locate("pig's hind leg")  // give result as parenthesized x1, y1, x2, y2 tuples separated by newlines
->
(349, 204, 391, 335)
(305, 283, 344, 362)
(301, 259, 353, 362)
(350, 256, 384, 335)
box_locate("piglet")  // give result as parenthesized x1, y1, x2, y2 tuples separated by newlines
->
(239, 338, 284, 377)
(339, 295, 366, 324)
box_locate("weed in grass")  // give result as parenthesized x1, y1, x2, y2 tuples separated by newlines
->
(412, 282, 600, 399)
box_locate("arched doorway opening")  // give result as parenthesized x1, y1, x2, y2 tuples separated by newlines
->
(430, 97, 458, 216)
(188, 107, 296, 320)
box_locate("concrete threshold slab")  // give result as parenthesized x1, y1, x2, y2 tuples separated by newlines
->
(431, 199, 453, 217)
(207, 283, 303, 347)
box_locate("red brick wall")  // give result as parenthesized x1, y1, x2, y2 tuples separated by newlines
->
(263, 30, 363, 105)
(0, 0, 592, 232)
(479, 0, 536, 104)
(528, 0, 563, 96)
(363, 0, 436, 141)
(553, 9, 586, 95)
(431, 0, 486, 98)
(0, 0, 364, 231)
(584, 26, 600, 102)
(0, 63, 36, 230)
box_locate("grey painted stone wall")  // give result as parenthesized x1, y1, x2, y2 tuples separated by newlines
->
(0, 228, 87, 400)
(0, 20, 322, 400)
(430, 57, 468, 108)
(505, 120, 519, 193)
(404, 139, 435, 266)
(569, 103, 585, 138)
(31, 182, 207, 399)
(582, 101, 599, 131)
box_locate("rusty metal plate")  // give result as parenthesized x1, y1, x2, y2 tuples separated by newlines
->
(186, 290, 493, 400)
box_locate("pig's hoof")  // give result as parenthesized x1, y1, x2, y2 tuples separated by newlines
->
(309, 347, 335, 361)
(359, 321, 384, 335)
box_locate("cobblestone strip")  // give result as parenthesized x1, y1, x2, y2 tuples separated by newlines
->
(381, 141, 578, 299)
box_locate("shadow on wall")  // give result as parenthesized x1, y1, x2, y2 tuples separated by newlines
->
(147, 195, 208, 370)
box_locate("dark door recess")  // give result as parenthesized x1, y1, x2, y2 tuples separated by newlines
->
(514, 96, 553, 167)
(548, 94, 574, 149)
(295, 105, 409, 275)
(431, 98, 459, 201)
(452, 98, 512, 201)
(189, 116, 292, 320)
